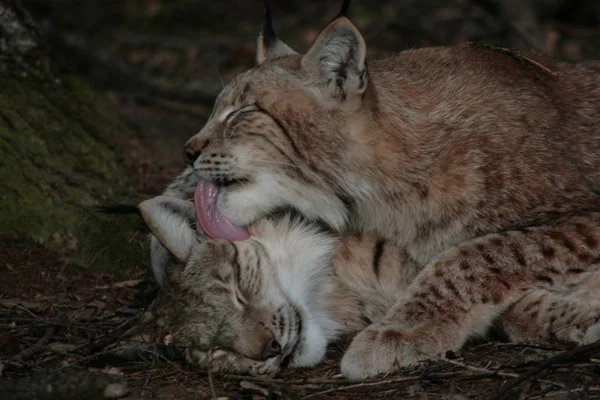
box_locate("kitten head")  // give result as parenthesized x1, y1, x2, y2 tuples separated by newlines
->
(141, 196, 338, 373)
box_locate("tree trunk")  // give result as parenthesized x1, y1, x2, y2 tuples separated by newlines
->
(0, 0, 41, 57)
(0, 0, 147, 271)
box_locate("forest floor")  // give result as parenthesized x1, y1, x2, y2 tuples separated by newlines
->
(2, 0, 600, 399)
(3, 226, 600, 399)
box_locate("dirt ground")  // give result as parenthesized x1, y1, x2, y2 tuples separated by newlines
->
(2, 1, 600, 399)
(2, 235, 600, 399)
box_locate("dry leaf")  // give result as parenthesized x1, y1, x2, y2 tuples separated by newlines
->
(163, 334, 173, 345)
(0, 298, 46, 312)
(240, 381, 269, 396)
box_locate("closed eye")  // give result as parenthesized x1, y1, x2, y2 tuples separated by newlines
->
(229, 243, 249, 308)
(225, 105, 258, 124)
(233, 284, 248, 308)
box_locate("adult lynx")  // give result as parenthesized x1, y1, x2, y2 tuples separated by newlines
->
(162, 1, 600, 379)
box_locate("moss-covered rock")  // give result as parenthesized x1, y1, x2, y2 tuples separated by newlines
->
(0, 65, 147, 271)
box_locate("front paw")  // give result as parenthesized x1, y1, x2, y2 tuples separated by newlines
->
(185, 348, 281, 376)
(247, 356, 281, 377)
(340, 324, 431, 381)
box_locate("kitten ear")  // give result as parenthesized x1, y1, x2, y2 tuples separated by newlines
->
(256, 0, 298, 64)
(301, 5, 367, 103)
(139, 196, 200, 263)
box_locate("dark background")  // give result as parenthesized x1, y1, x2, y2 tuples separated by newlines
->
(1, 1, 599, 399)
(22, 0, 600, 175)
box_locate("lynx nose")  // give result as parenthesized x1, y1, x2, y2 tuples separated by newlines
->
(183, 143, 198, 166)
(261, 337, 282, 360)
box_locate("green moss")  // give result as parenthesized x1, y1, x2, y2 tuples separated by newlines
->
(77, 213, 148, 273)
(0, 68, 147, 271)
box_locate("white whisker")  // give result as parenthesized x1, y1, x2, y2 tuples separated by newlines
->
(217, 70, 225, 89)
(197, 158, 315, 182)
(251, 159, 315, 178)
(252, 159, 299, 168)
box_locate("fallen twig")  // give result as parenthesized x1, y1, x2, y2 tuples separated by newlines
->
(221, 374, 347, 385)
(140, 345, 157, 397)
(11, 312, 66, 361)
(300, 371, 507, 399)
(468, 42, 559, 79)
(11, 324, 56, 361)
(93, 278, 144, 290)
(441, 356, 565, 390)
(301, 374, 428, 399)
(526, 387, 600, 400)
(491, 340, 600, 400)
(0, 298, 46, 312)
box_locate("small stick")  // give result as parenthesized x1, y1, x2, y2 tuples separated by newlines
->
(468, 42, 559, 79)
(490, 340, 600, 400)
(301, 374, 429, 399)
(300, 371, 515, 399)
(12, 324, 57, 361)
(93, 278, 144, 290)
(141, 347, 157, 397)
(438, 355, 564, 388)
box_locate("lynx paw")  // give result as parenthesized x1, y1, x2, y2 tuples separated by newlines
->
(340, 324, 430, 381)
(551, 318, 600, 345)
(246, 356, 281, 377)
(583, 322, 600, 344)
(185, 348, 281, 376)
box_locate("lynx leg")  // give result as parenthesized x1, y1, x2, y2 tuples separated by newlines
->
(502, 269, 600, 345)
(341, 214, 600, 380)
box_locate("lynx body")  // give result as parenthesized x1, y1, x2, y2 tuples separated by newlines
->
(143, 197, 600, 377)
(159, 3, 600, 379)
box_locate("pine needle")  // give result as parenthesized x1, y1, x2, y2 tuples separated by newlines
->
(468, 42, 560, 79)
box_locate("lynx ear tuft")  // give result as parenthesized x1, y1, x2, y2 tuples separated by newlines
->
(139, 196, 200, 263)
(337, 0, 351, 18)
(256, 0, 298, 64)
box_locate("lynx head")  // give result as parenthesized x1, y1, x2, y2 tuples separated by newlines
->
(140, 196, 338, 373)
(179, 0, 369, 240)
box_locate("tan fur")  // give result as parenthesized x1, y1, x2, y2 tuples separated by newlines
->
(329, 234, 600, 349)
(502, 270, 600, 344)
(164, 9, 600, 380)
(145, 205, 600, 376)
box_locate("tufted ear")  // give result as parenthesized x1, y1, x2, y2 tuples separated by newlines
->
(301, 4, 367, 103)
(139, 196, 201, 263)
(256, 0, 298, 64)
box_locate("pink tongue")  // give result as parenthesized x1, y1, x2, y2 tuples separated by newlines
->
(194, 180, 250, 241)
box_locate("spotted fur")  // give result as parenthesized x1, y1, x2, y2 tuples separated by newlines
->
(143, 197, 600, 377)
(143, 196, 340, 373)
(162, 6, 600, 380)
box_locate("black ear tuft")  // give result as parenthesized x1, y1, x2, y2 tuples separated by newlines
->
(337, 0, 351, 18)
(256, 0, 298, 64)
(262, 0, 276, 47)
